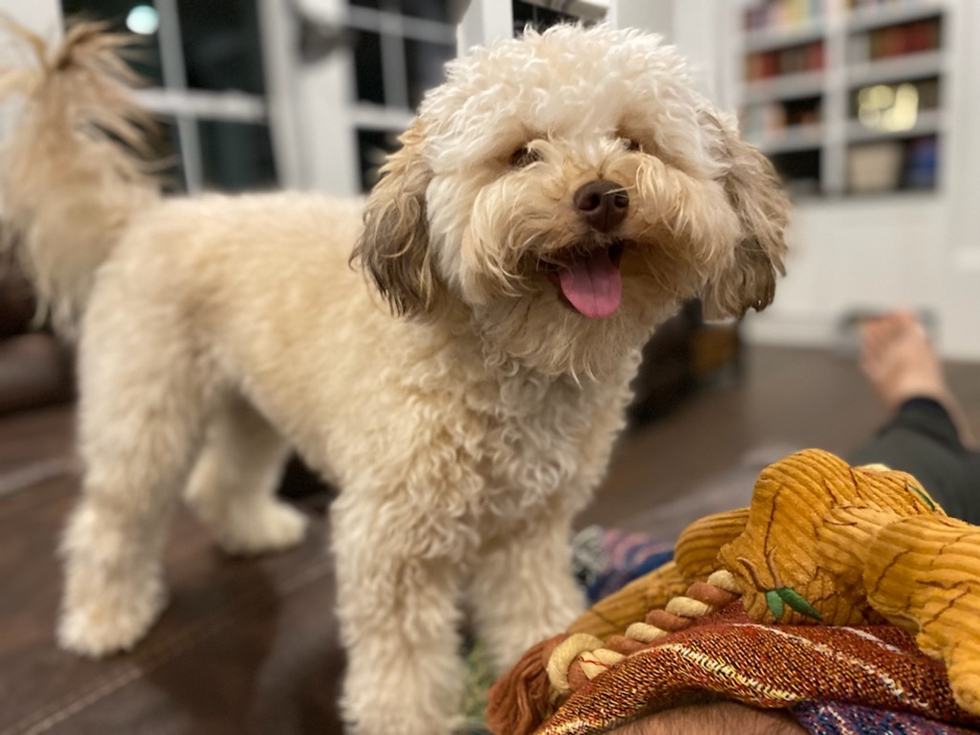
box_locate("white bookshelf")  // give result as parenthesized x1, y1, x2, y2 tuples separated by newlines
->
(735, 0, 951, 198)
(744, 17, 826, 51)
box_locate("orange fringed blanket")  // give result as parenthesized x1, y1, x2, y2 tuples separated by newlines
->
(488, 449, 980, 735)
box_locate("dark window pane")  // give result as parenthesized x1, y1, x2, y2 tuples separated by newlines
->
(132, 118, 276, 193)
(128, 117, 189, 192)
(60, 0, 164, 85)
(405, 39, 454, 110)
(357, 128, 401, 192)
(354, 31, 386, 104)
(351, 0, 452, 22)
(177, 0, 266, 95)
(512, 0, 580, 35)
(769, 148, 821, 198)
(398, 0, 451, 23)
(62, 0, 267, 94)
(198, 120, 278, 191)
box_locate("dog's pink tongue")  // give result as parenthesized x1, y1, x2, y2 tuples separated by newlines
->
(557, 249, 622, 319)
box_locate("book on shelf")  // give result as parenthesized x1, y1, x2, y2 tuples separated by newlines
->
(745, 0, 825, 32)
(847, 135, 938, 193)
(745, 41, 825, 81)
(847, 0, 937, 10)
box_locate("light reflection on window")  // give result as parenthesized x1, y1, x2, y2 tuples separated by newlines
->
(125, 5, 159, 35)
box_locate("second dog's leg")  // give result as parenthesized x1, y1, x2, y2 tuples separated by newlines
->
(470, 513, 585, 672)
(184, 396, 306, 555)
(58, 351, 207, 657)
(332, 500, 466, 735)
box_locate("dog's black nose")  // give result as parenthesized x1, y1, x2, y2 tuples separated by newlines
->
(573, 179, 629, 232)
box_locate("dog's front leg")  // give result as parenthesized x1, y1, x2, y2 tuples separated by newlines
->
(331, 498, 466, 735)
(470, 510, 585, 672)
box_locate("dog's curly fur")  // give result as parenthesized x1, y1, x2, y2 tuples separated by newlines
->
(0, 19, 790, 735)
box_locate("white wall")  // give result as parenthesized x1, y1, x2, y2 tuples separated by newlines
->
(0, 0, 60, 36)
(935, 0, 980, 359)
(0, 0, 62, 139)
(743, 0, 980, 361)
(613, 0, 731, 107)
(744, 197, 946, 346)
(262, 0, 360, 194)
(456, 0, 512, 50)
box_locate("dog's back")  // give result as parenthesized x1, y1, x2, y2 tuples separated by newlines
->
(88, 190, 377, 390)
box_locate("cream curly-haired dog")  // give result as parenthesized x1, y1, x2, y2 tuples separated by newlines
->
(0, 19, 789, 735)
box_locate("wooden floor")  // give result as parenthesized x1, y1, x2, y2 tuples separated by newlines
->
(3, 344, 980, 734)
(592, 343, 980, 539)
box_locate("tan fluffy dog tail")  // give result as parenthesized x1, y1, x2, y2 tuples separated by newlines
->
(0, 18, 161, 338)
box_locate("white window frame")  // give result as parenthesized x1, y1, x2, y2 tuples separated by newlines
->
(137, 0, 275, 194)
(2, 0, 276, 193)
(259, 0, 611, 196)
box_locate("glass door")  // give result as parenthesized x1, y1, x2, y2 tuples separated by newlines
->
(61, 0, 278, 193)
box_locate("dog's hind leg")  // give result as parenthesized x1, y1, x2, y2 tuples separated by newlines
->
(184, 395, 307, 555)
(58, 320, 211, 657)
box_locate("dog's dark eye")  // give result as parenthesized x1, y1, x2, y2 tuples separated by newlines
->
(511, 145, 542, 168)
(622, 137, 643, 152)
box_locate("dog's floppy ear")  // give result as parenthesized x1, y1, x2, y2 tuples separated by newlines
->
(351, 122, 438, 317)
(699, 113, 790, 320)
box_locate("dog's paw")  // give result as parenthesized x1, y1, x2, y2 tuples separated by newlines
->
(344, 708, 460, 735)
(214, 500, 308, 556)
(57, 577, 167, 657)
(342, 639, 463, 735)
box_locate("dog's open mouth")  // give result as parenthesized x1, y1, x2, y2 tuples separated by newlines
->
(544, 242, 625, 319)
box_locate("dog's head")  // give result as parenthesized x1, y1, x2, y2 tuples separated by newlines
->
(353, 24, 790, 378)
